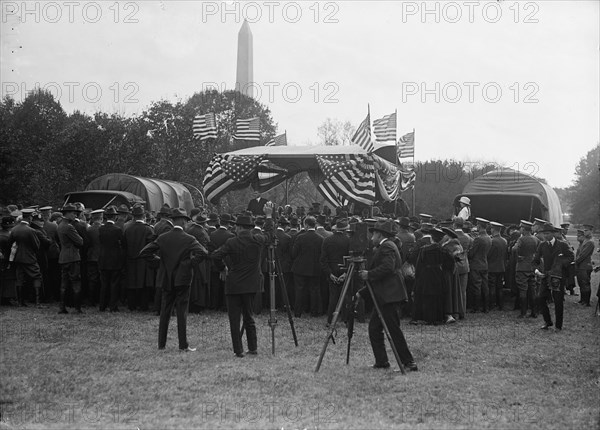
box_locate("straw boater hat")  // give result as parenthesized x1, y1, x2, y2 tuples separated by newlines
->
(459, 196, 471, 205)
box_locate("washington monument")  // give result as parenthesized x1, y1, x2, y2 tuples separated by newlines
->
(236, 20, 254, 98)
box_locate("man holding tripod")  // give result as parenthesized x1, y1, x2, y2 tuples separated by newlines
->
(357, 219, 418, 371)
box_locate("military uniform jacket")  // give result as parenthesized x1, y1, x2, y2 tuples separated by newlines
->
(515, 234, 539, 272)
(57, 219, 83, 264)
(291, 230, 323, 277)
(533, 239, 574, 277)
(362, 239, 407, 304)
(86, 222, 102, 262)
(43, 220, 60, 260)
(454, 230, 473, 274)
(575, 239, 595, 270)
(210, 220, 273, 295)
(9, 222, 40, 265)
(140, 227, 207, 291)
(98, 221, 125, 271)
(469, 232, 492, 271)
(320, 232, 350, 277)
(487, 235, 508, 273)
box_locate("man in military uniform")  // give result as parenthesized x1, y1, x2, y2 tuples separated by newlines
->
(86, 209, 104, 307)
(98, 206, 125, 312)
(40, 206, 61, 301)
(515, 220, 539, 318)
(453, 217, 472, 319)
(487, 221, 508, 310)
(124, 205, 154, 311)
(468, 218, 492, 312)
(575, 225, 595, 306)
(57, 204, 84, 313)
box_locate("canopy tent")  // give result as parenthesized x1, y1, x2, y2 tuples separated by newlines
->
(63, 190, 145, 211)
(454, 168, 563, 226)
(203, 144, 415, 207)
(86, 174, 195, 213)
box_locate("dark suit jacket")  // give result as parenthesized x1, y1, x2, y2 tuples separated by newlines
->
(43, 220, 60, 260)
(86, 222, 102, 262)
(58, 219, 83, 264)
(153, 219, 174, 237)
(487, 235, 508, 273)
(515, 234, 539, 272)
(361, 239, 407, 304)
(275, 229, 292, 273)
(247, 197, 269, 216)
(98, 221, 125, 270)
(534, 239, 574, 277)
(140, 227, 207, 290)
(469, 232, 492, 271)
(9, 222, 40, 265)
(320, 231, 349, 277)
(210, 221, 273, 295)
(291, 230, 323, 277)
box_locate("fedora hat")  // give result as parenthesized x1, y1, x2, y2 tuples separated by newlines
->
(369, 219, 397, 236)
(220, 213, 233, 224)
(158, 205, 171, 216)
(398, 217, 410, 228)
(131, 205, 145, 216)
(235, 214, 255, 227)
(459, 196, 471, 205)
(170, 208, 190, 220)
(104, 206, 118, 216)
(333, 218, 349, 231)
(60, 203, 82, 214)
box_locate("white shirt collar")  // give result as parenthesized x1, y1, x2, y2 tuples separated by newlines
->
(106, 220, 115, 224)
(173, 225, 183, 231)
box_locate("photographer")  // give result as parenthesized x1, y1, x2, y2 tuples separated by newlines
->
(356, 219, 418, 371)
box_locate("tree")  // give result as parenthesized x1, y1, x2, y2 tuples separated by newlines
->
(569, 143, 599, 226)
(317, 118, 355, 146)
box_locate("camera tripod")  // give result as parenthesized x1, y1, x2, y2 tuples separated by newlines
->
(314, 256, 406, 374)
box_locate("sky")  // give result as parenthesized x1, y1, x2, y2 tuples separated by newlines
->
(1, 1, 598, 188)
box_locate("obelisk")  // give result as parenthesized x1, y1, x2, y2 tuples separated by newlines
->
(236, 20, 254, 99)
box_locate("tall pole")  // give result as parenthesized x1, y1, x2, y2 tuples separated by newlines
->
(411, 128, 416, 216)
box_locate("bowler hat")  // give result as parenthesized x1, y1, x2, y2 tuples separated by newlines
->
(207, 213, 219, 224)
(235, 214, 255, 227)
(60, 203, 82, 214)
(117, 204, 130, 214)
(170, 208, 191, 220)
(158, 205, 171, 216)
(333, 218, 349, 231)
(369, 219, 397, 236)
(220, 213, 232, 224)
(398, 217, 410, 228)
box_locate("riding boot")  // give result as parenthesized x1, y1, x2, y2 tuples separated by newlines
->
(59, 289, 68, 314)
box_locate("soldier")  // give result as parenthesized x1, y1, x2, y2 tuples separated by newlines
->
(575, 225, 595, 306)
(124, 205, 154, 311)
(514, 221, 539, 318)
(487, 221, 508, 310)
(86, 209, 103, 307)
(57, 204, 84, 313)
(453, 217, 473, 319)
(40, 206, 60, 301)
(98, 206, 125, 312)
(533, 223, 574, 330)
(140, 208, 207, 352)
(468, 218, 492, 312)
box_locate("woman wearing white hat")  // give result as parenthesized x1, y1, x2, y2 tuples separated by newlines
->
(455, 196, 471, 221)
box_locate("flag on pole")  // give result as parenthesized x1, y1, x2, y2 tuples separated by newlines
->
(397, 131, 415, 158)
(373, 112, 396, 142)
(233, 117, 260, 141)
(193, 113, 218, 141)
(203, 154, 266, 202)
(351, 113, 374, 153)
(316, 154, 376, 205)
(265, 133, 287, 147)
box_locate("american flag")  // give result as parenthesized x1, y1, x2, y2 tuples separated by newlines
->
(372, 154, 416, 200)
(265, 133, 287, 147)
(193, 113, 218, 141)
(373, 112, 396, 142)
(397, 131, 415, 158)
(234, 117, 260, 141)
(351, 113, 374, 153)
(257, 160, 288, 192)
(316, 154, 376, 205)
(203, 154, 266, 202)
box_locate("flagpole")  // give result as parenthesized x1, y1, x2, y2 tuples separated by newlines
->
(284, 130, 288, 205)
(394, 109, 398, 217)
(411, 128, 416, 216)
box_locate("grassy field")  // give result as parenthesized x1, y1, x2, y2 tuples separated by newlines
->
(1, 269, 599, 429)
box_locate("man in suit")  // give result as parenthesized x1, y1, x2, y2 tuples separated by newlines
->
(40, 206, 61, 301)
(468, 218, 493, 312)
(57, 204, 84, 313)
(320, 218, 350, 325)
(210, 205, 274, 357)
(246, 191, 269, 216)
(515, 220, 540, 318)
(86, 209, 104, 307)
(124, 205, 154, 311)
(575, 225, 595, 306)
(8, 208, 41, 307)
(487, 221, 508, 310)
(274, 217, 294, 310)
(98, 206, 125, 312)
(140, 208, 207, 351)
(207, 214, 235, 310)
(291, 216, 324, 317)
(453, 217, 473, 319)
(533, 223, 574, 330)
(357, 219, 417, 371)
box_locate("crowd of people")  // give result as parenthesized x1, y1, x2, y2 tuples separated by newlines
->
(0, 193, 598, 357)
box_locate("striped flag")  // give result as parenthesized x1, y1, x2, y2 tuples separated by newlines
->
(256, 160, 288, 192)
(315, 154, 376, 205)
(351, 113, 374, 153)
(234, 117, 260, 141)
(193, 113, 218, 141)
(373, 112, 396, 142)
(397, 131, 415, 158)
(203, 154, 266, 202)
(265, 133, 287, 147)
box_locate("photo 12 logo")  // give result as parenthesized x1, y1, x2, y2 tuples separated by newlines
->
(201, 1, 340, 24)
(1, 1, 140, 24)
(400, 1, 540, 24)
(2, 81, 140, 105)
(201, 81, 340, 104)
(401, 82, 540, 104)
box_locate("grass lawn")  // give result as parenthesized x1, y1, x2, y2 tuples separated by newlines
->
(1, 270, 598, 429)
